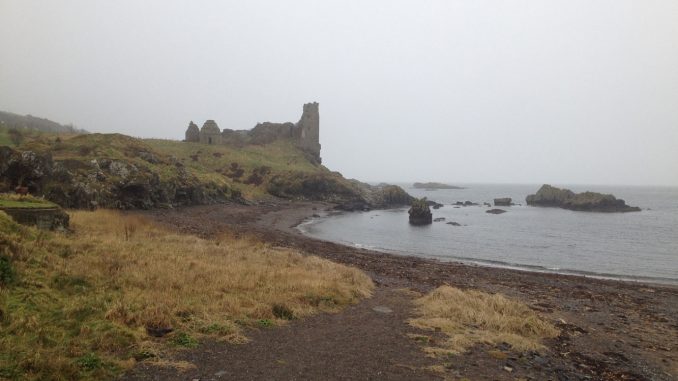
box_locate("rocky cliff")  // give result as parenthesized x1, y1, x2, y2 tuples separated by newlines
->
(1, 132, 413, 211)
(526, 184, 640, 213)
(0, 136, 237, 209)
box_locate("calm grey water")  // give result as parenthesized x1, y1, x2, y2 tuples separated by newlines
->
(299, 184, 678, 284)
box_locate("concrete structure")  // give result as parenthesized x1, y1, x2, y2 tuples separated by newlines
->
(184, 103, 321, 163)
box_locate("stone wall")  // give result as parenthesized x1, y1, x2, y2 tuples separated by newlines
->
(185, 103, 321, 162)
(295, 102, 321, 163)
(0, 207, 69, 230)
(185, 121, 199, 142)
(199, 120, 222, 145)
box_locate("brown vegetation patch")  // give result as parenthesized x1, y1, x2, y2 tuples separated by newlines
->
(409, 286, 558, 356)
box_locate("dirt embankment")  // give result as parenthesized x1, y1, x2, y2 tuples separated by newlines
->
(126, 202, 678, 381)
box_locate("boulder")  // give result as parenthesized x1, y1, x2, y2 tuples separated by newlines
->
(526, 184, 640, 213)
(494, 197, 512, 206)
(408, 198, 433, 225)
(426, 200, 444, 209)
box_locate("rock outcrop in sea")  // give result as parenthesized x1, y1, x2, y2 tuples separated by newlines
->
(486, 209, 506, 214)
(494, 197, 512, 206)
(408, 198, 433, 225)
(526, 184, 640, 213)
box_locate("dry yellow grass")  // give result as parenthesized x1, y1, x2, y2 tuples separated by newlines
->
(409, 286, 558, 356)
(65, 210, 373, 335)
(0, 210, 373, 380)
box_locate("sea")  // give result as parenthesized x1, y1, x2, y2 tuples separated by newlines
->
(298, 184, 678, 285)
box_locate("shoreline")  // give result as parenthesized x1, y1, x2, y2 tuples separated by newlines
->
(291, 206, 678, 288)
(139, 201, 678, 380)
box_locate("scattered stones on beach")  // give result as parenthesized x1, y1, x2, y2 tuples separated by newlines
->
(433, 217, 446, 222)
(446, 221, 461, 226)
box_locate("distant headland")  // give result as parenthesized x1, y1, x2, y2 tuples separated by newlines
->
(413, 182, 465, 190)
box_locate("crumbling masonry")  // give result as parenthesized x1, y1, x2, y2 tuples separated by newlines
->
(185, 102, 321, 163)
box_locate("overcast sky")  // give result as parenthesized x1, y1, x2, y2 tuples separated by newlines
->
(1, 1, 677, 186)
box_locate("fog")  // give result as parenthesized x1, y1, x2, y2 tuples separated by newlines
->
(1, 1, 677, 186)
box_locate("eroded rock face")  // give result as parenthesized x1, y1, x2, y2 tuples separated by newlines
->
(409, 199, 433, 225)
(0, 146, 235, 210)
(526, 184, 640, 213)
(268, 173, 413, 211)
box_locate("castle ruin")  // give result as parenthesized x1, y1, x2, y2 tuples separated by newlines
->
(185, 102, 321, 163)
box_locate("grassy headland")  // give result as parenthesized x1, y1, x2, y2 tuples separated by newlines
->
(1, 129, 411, 209)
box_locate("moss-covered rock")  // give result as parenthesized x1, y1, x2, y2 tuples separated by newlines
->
(409, 198, 433, 225)
(526, 184, 640, 212)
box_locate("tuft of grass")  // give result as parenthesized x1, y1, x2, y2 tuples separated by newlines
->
(409, 286, 559, 356)
(170, 332, 198, 348)
(0, 209, 373, 380)
(76, 353, 102, 371)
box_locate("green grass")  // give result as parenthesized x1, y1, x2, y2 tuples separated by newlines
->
(0, 129, 13, 146)
(11, 130, 367, 204)
(0, 194, 57, 209)
(144, 138, 328, 199)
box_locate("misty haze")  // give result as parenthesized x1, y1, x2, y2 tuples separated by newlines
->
(0, 1, 677, 380)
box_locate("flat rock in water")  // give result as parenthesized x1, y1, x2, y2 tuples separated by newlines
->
(486, 209, 506, 214)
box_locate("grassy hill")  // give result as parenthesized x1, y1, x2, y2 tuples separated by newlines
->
(0, 110, 86, 134)
(0, 129, 412, 209)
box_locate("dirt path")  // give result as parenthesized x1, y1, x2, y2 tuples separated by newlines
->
(122, 202, 678, 381)
(124, 288, 441, 381)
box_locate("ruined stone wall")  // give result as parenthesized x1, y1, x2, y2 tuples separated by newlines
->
(249, 122, 295, 145)
(294, 102, 321, 163)
(184, 103, 321, 162)
(185, 121, 200, 142)
(199, 120, 222, 145)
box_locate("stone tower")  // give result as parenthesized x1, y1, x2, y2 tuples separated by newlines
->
(185, 121, 200, 142)
(200, 120, 222, 144)
(295, 102, 321, 163)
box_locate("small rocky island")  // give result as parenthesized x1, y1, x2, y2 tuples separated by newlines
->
(526, 184, 640, 213)
(413, 182, 464, 190)
(408, 198, 433, 225)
